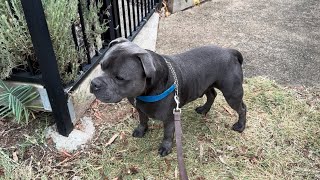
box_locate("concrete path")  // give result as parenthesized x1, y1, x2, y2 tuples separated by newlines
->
(156, 0, 320, 87)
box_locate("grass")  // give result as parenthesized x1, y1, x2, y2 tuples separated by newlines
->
(0, 77, 319, 179)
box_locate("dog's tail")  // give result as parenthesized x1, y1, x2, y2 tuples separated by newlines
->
(229, 49, 243, 65)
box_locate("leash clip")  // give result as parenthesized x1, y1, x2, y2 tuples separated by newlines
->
(174, 93, 181, 113)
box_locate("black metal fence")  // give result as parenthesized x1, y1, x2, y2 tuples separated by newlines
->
(13, 0, 161, 136)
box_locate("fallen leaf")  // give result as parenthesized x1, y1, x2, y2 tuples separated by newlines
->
(164, 158, 171, 172)
(199, 143, 204, 162)
(218, 155, 227, 165)
(249, 156, 258, 164)
(119, 131, 126, 140)
(75, 123, 85, 131)
(94, 112, 103, 121)
(71, 176, 81, 180)
(194, 0, 200, 6)
(226, 145, 235, 151)
(223, 106, 234, 115)
(47, 137, 53, 145)
(127, 166, 139, 175)
(12, 151, 18, 162)
(174, 167, 178, 179)
(106, 133, 119, 146)
(61, 150, 72, 158)
(239, 145, 248, 154)
(0, 168, 4, 177)
(256, 148, 263, 159)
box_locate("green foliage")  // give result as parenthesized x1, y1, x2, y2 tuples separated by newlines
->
(81, 0, 109, 51)
(0, 0, 33, 79)
(0, 80, 40, 124)
(0, 0, 107, 84)
(42, 0, 84, 84)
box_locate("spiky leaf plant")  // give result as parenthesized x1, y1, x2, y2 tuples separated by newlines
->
(0, 80, 40, 124)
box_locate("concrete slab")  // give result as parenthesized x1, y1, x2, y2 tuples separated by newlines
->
(133, 12, 160, 51)
(45, 116, 95, 152)
(167, 0, 194, 13)
(157, 0, 320, 87)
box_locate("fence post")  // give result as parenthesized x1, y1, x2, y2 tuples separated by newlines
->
(20, 0, 74, 136)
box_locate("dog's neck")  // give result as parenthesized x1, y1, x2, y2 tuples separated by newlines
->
(141, 51, 173, 96)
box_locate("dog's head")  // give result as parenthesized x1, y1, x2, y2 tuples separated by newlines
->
(90, 38, 156, 103)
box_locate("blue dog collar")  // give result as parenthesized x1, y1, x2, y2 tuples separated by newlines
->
(136, 84, 176, 102)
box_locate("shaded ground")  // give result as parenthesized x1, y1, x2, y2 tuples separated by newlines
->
(157, 0, 320, 87)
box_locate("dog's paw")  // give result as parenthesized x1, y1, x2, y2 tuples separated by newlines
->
(195, 106, 209, 115)
(232, 122, 245, 133)
(158, 141, 172, 157)
(132, 126, 148, 138)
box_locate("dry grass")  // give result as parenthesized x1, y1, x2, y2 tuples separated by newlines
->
(0, 77, 319, 179)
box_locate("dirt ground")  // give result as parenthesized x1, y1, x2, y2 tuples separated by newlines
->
(157, 0, 320, 87)
(0, 78, 319, 179)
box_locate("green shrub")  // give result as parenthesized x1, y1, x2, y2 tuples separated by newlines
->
(0, 0, 33, 79)
(43, 0, 84, 84)
(81, 0, 109, 52)
(0, 0, 107, 84)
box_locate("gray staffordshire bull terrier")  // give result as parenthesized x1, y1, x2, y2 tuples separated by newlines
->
(90, 38, 247, 156)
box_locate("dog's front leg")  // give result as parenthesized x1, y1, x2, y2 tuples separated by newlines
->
(132, 109, 149, 137)
(158, 114, 174, 156)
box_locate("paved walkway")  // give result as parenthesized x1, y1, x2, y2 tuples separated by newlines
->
(156, 0, 320, 87)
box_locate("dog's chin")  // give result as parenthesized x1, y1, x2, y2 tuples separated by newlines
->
(98, 97, 122, 104)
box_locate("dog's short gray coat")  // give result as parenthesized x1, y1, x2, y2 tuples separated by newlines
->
(90, 38, 247, 156)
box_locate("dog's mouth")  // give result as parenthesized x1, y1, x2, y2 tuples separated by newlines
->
(94, 95, 111, 103)
(94, 94, 123, 104)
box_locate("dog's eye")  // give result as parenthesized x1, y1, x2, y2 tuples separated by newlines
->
(115, 75, 125, 81)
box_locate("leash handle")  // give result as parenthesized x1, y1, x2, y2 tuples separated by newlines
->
(174, 110, 188, 180)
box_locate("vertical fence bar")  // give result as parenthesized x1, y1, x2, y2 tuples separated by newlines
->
(151, 0, 154, 9)
(147, 0, 150, 13)
(78, 0, 92, 64)
(71, 23, 79, 49)
(137, 0, 140, 25)
(126, 0, 133, 36)
(112, 0, 121, 38)
(144, 0, 147, 16)
(140, 0, 144, 20)
(20, 0, 73, 136)
(26, 56, 36, 75)
(121, 0, 128, 37)
(131, 0, 137, 31)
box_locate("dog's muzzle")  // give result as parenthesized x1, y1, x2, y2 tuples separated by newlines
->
(90, 78, 102, 93)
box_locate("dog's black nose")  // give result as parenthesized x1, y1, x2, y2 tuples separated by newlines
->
(90, 79, 102, 92)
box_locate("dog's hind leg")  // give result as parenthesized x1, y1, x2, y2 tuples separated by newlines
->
(223, 87, 247, 133)
(195, 88, 217, 115)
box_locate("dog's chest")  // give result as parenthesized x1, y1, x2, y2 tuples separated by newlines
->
(128, 98, 173, 121)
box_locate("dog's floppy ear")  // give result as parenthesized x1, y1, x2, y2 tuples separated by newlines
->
(137, 53, 156, 81)
(108, 37, 129, 48)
